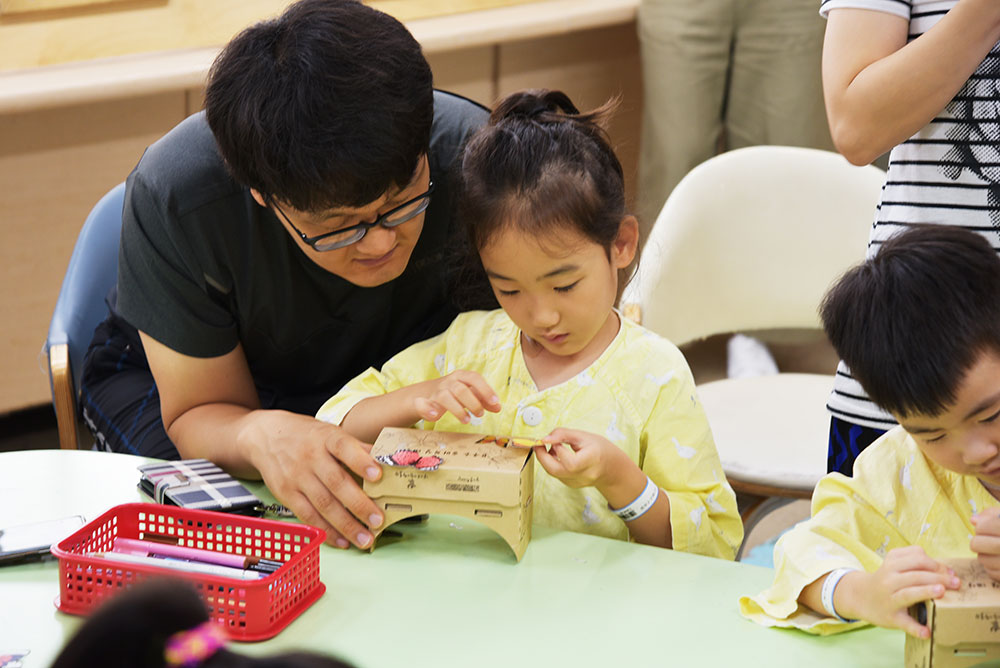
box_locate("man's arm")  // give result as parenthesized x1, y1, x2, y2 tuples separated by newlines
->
(139, 330, 384, 549)
(823, 2, 1000, 165)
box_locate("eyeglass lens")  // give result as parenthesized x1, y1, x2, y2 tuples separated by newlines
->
(312, 196, 431, 251)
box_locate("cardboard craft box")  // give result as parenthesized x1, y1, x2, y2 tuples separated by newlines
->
(363, 427, 534, 561)
(906, 558, 1000, 667)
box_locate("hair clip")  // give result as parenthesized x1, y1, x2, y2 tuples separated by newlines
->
(164, 620, 227, 668)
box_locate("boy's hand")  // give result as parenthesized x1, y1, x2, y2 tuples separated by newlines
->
(533, 428, 630, 490)
(411, 370, 501, 424)
(836, 546, 958, 638)
(970, 511, 1000, 580)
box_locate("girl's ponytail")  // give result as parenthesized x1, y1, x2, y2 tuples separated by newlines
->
(489, 89, 580, 124)
(456, 88, 627, 254)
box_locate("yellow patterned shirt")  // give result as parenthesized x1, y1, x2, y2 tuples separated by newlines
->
(316, 309, 742, 559)
(740, 426, 1000, 634)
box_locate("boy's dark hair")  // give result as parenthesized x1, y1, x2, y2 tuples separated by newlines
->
(51, 580, 355, 668)
(455, 89, 628, 257)
(205, 0, 433, 212)
(820, 225, 1000, 418)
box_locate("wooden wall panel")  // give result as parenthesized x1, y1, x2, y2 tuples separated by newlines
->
(426, 45, 495, 107)
(0, 91, 186, 413)
(496, 22, 642, 210)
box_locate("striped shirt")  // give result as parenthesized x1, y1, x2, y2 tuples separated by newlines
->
(822, 0, 1000, 429)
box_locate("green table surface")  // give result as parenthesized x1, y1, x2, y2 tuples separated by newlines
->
(0, 450, 902, 667)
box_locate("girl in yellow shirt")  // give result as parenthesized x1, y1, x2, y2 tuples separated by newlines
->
(317, 89, 741, 558)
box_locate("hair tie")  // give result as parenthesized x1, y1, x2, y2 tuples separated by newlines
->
(164, 620, 227, 668)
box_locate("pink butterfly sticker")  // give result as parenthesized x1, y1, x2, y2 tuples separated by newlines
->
(377, 448, 443, 471)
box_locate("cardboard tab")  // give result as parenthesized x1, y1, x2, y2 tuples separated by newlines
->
(905, 558, 1000, 667)
(364, 428, 534, 561)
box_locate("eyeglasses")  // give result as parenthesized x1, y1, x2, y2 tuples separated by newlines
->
(269, 181, 434, 252)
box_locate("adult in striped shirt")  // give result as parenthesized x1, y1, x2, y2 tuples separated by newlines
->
(821, 0, 1000, 475)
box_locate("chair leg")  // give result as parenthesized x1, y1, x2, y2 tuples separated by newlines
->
(48, 344, 80, 450)
(736, 495, 796, 562)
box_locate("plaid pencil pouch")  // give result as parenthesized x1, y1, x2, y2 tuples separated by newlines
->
(137, 459, 262, 515)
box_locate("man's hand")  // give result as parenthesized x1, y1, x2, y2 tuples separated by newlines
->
(245, 411, 384, 549)
(970, 511, 1000, 580)
(832, 546, 959, 638)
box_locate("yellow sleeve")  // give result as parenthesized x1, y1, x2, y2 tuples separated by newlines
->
(738, 461, 912, 635)
(640, 362, 743, 561)
(314, 325, 454, 425)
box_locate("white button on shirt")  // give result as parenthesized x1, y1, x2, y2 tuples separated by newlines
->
(521, 406, 543, 426)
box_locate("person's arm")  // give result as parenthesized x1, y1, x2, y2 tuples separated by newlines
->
(139, 331, 383, 551)
(533, 429, 672, 548)
(339, 371, 501, 443)
(798, 546, 958, 638)
(823, 2, 1000, 164)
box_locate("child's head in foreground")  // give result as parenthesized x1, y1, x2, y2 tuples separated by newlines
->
(51, 580, 354, 668)
(820, 225, 1000, 480)
(455, 89, 639, 359)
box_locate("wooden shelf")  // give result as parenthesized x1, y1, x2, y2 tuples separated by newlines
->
(0, 0, 638, 113)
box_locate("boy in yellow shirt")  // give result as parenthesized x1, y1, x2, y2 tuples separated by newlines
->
(741, 226, 1000, 638)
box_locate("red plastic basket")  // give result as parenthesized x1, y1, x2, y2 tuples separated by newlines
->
(51, 502, 326, 641)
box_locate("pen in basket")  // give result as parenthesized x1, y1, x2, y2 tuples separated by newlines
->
(113, 537, 283, 574)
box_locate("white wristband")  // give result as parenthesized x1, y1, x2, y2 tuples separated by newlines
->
(821, 568, 858, 623)
(610, 476, 659, 522)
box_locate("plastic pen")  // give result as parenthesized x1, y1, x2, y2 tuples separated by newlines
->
(113, 537, 282, 573)
(90, 550, 267, 580)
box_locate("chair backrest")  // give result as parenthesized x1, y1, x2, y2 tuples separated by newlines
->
(622, 146, 885, 346)
(46, 183, 125, 447)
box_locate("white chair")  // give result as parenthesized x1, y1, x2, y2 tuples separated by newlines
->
(622, 146, 885, 555)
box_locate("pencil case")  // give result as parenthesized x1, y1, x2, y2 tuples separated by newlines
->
(137, 459, 262, 515)
(51, 502, 326, 641)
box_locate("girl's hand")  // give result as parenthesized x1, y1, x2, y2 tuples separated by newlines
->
(411, 370, 501, 424)
(533, 428, 630, 490)
(835, 546, 958, 638)
(970, 511, 1000, 580)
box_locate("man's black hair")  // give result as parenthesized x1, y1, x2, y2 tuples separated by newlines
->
(205, 0, 433, 212)
(821, 225, 1000, 418)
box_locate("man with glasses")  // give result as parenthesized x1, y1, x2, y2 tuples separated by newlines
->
(79, 0, 488, 550)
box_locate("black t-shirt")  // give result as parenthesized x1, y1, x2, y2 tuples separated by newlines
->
(114, 91, 488, 415)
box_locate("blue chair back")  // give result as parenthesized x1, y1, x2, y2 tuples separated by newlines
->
(47, 183, 125, 399)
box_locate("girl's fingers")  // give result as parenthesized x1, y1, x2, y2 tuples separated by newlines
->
(434, 392, 472, 423)
(549, 442, 579, 466)
(446, 371, 500, 413)
(543, 428, 575, 443)
(543, 428, 588, 450)
(533, 445, 566, 477)
(970, 534, 1000, 556)
(977, 553, 1000, 576)
(462, 374, 502, 412)
(446, 382, 485, 417)
(891, 570, 959, 593)
(971, 510, 1000, 529)
(891, 583, 947, 619)
(413, 397, 444, 421)
(886, 546, 945, 574)
(893, 609, 931, 640)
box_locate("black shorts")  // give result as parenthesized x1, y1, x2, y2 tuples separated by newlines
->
(79, 315, 178, 460)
